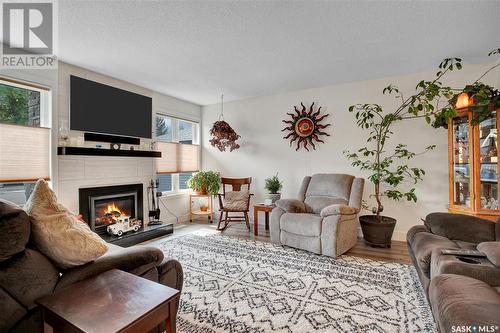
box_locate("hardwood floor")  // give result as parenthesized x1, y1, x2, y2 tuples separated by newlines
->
(151, 218, 411, 265)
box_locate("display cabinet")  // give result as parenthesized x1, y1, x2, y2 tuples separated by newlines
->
(448, 108, 500, 221)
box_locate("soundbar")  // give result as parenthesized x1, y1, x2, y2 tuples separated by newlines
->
(84, 132, 141, 145)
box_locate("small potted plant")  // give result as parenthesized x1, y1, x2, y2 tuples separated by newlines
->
(265, 173, 283, 203)
(187, 171, 221, 195)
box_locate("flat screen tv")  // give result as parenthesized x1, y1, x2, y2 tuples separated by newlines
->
(70, 75, 152, 139)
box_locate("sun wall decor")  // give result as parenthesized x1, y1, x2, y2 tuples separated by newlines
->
(282, 102, 330, 151)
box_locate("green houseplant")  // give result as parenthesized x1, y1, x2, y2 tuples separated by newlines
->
(344, 49, 499, 247)
(265, 173, 283, 203)
(187, 171, 221, 195)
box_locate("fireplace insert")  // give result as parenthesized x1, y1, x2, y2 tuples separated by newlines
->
(91, 191, 138, 235)
(79, 184, 143, 236)
(79, 184, 172, 246)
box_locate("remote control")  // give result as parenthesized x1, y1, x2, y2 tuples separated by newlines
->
(441, 249, 486, 257)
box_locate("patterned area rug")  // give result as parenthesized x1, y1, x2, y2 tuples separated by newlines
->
(159, 235, 436, 333)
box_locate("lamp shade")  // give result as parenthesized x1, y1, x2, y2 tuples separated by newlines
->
(456, 92, 473, 109)
(0, 123, 51, 182)
(155, 141, 200, 174)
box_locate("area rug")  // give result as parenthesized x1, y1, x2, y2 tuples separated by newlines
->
(159, 235, 436, 333)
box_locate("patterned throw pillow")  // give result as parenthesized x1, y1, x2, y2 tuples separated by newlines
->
(24, 179, 108, 269)
(223, 190, 250, 210)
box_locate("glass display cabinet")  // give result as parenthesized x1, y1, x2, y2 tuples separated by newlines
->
(448, 108, 500, 221)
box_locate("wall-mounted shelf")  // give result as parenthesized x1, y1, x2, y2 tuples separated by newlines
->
(57, 146, 161, 158)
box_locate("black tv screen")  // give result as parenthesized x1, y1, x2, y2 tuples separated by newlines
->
(70, 75, 152, 139)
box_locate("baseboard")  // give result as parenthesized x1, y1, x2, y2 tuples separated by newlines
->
(357, 227, 407, 242)
(161, 213, 190, 225)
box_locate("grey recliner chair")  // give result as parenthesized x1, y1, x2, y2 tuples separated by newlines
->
(270, 173, 364, 257)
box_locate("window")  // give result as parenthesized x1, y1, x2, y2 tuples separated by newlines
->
(155, 114, 199, 194)
(0, 79, 51, 205)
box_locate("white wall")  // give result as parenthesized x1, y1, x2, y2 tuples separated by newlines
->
(202, 62, 499, 241)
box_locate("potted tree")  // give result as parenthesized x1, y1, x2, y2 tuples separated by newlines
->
(187, 171, 221, 196)
(345, 49, 500, 247)
(265, 173, 283, 203)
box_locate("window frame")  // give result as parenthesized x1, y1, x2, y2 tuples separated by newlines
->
(0, 77, 52, 206)
(154, 112, 200, 196)
(0, 77, 51, 128)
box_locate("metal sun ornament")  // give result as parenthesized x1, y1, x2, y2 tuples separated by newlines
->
(209, 94, 241, 152)
(282, 102, 330, 151)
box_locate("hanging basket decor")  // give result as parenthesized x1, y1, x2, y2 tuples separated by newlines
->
(209, 120, 241, 152)
(210, 93, 241, 152)
(282, 102, 330, 151)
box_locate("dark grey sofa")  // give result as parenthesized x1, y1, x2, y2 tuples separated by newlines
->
(407, 213, 500, 332)
(0, 199, 183, 333)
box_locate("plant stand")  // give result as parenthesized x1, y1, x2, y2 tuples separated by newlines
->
(189, 193, 213, 223)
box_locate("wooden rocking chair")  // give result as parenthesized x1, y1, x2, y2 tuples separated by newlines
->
(217, 177, 253, 231)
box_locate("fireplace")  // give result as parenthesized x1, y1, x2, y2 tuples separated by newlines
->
(91, 191, 139, 235)
(79, 184, 172, 246)
(79, 184, 143, 236)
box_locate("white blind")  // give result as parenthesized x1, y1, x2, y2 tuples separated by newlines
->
(0, 123, 51, 182)
(156, 142, 200, 174)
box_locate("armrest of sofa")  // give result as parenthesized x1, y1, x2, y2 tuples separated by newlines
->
(477, 242, 500, 268)
(431, 248, 500, 287)
(425, 212, 497, 243)
(55, 244, 164, 291)
(275, 199, 306, 213)
(320, 204, 359, 217)
(406, 225, 430, 244)
(157, 256, 184, 292)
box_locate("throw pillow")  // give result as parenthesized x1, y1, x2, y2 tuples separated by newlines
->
(24, 179, 108, 269)
(223, 190, 250, 210)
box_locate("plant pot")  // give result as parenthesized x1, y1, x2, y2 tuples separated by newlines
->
(267, 193, 281, 203)
(359, 215, 396, 248)
(200, 205, 209, 212)
(194, 187, 207, 195)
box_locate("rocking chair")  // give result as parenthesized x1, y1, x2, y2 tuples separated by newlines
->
(217, 177, 253, 231)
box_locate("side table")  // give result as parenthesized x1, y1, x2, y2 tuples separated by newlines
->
(253, 203, 275, 236)
(36, 269, 180, 333)
(189, 193, 214, 223)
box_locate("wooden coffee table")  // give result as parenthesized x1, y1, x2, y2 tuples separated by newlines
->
(253, 203, 275, 236)
(37, 269, 180, 333)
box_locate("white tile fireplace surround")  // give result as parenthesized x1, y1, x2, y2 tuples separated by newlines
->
(57, 155, 153, 220)
(52, 62, 201, 226)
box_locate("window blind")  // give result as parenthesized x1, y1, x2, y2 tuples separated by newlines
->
(0, 123, 51, 182)
(156, 142, 200, 174)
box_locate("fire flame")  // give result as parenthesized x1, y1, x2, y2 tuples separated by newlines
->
(104, 202, 122, 215)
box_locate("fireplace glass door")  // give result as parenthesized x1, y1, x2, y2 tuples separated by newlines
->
(91, 192, 138, 235)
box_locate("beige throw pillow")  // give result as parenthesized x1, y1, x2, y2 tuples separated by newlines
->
(223, 190, 250, 210)
(24, 179, 108, 269)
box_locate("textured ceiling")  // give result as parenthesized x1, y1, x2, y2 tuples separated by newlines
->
(59, 1, 500, 105)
